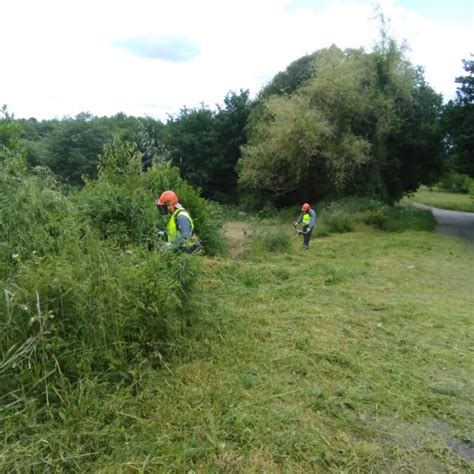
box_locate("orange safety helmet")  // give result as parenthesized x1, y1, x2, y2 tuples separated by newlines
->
(301, 203, 311, 212)
(156, 190, 179, 213)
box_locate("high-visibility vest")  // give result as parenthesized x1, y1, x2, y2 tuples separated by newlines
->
(167, 208, 194, 245)
(302, 212, 311, 226)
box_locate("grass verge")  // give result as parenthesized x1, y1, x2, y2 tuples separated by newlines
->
(2, 228, 473, 472)
(406, 186, 474, 213)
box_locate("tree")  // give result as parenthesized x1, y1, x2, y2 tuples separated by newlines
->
(213, 90, 253, 201)
(258, 53, 318, 99)
(133, 117, 167, 169)
(162, 106, 219, 195)
(46, 115, 109, 185)
(442, 58, 474, 176)
(162, 90, 253, 201)
(0, 105, 22, 153)
(239, 42, 443, 205)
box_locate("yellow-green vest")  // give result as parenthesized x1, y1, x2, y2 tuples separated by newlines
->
(302, 212, 311, 226)
(167, 208, 194, 245)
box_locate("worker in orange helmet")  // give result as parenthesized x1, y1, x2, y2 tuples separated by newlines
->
(155, 190, 201, 253)
(294, 202, 316, 250)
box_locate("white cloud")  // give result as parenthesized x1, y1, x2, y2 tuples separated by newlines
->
(0, 0, 471, 120)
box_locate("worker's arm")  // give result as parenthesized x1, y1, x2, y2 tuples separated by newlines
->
(307, 209, 316, 231)
(294, 212, 303, 226)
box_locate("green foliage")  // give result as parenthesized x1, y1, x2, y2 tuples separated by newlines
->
(0, 105, 22, 153)
(314, 198, 435, 236)
(0, 156, 79, 280)
(259, 52, 317, 99)
(163, 90, 254, 201)
(437, 172, 472, 193)
(0, 245, 199, 400)
(240, 93, 333, 197)
(243, 228, 292, 259)
(240, 41, 443, 205)
(18, 113, 148, 185)
(77, 138, 225, 255)
(382, 205, 436, 232)
(46, 114, 110, 185)
(442, 58, 474, 177)
(0, 140, 211, 414)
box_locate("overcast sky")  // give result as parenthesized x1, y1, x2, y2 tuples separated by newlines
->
(1, 0, 472, 120)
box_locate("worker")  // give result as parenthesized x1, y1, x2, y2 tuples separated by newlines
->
(294, 203, 316, 250)
(155, 190, 201, 253)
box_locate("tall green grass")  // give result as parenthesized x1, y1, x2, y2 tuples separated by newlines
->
(0, 142, 210, 418)
(314, 198, 436, 235)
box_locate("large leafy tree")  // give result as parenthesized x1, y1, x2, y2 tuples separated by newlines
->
(162, 106, 219, 195)
(46, 114, 110, 185)
(442, 58, 474, 176)
(162, 90, 253, 201)
(44, 113, 144, 185)
(214, 90, 253, 201)
(239, 42, 443, 204)
(0, 105, 22, 153)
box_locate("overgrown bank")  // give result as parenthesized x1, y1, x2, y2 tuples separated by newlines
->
(2, 223, 473, 471)
(0, 141, 221, 424)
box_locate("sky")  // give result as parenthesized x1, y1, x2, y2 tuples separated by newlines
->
(1, 0, 472, 121)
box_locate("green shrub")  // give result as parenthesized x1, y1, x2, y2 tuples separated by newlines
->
(0, 158, 81, 280)
(314, 198, 434, 235)
(261, 231, 291, 252)
(437, 173, 471, 193)
(0, 143, 204, 408)
(358, 208, 386, 228)
(469, 178, 474, 203)
(77, 139, 225, 256)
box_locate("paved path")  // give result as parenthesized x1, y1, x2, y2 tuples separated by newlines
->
(414, 203, 474, 240)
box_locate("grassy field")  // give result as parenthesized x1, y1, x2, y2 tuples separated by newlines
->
(3, 224, 473, 472)
(407, 187, 474, 213)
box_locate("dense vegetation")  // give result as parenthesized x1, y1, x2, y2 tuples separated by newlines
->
(0, 120, 222, 423)
(240, 42, 444, 205)
(1, 32, 473, 472)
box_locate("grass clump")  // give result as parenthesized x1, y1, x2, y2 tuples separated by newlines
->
(382, 204, 436, 231)
(242, 227, 292, 260)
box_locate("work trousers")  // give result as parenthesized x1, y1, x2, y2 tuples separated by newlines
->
(303, 226, 312, 248)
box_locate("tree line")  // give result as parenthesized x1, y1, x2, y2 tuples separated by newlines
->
(1, 41, 472, 207)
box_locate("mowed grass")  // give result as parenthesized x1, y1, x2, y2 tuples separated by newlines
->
(407, 186, 474, 212)
(2, 228, 473, 472)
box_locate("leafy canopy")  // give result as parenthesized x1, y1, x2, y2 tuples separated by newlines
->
(239, 42, 443, 204)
